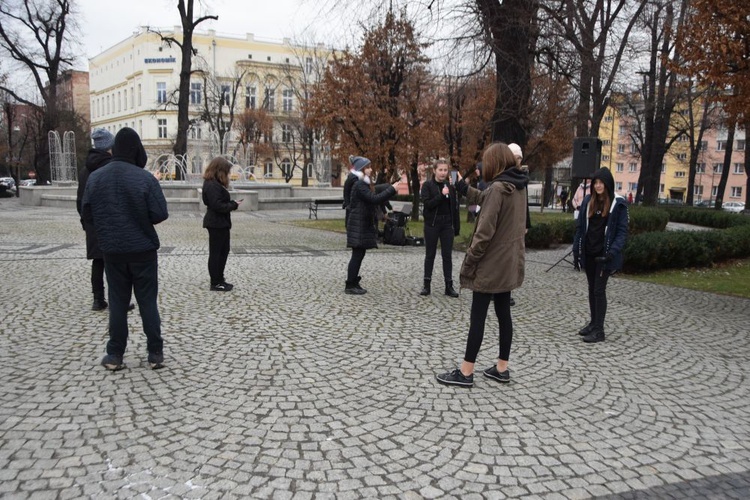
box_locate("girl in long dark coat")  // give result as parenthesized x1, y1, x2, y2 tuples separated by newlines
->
(344, 157, 399, 294)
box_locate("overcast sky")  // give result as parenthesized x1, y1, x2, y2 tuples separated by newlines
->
(75, 0, 338, 66)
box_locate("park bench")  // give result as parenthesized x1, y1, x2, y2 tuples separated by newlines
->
(308, 198, 344, 219)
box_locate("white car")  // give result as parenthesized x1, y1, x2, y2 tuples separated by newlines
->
(0, 177, 16, 197)
(723, 202, 745, 213)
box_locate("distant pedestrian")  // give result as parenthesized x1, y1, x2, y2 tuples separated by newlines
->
(573, 167, 629, 343)
(82, 127, 169, 371)
(560, 187, 569, 213)
(419, 159, 460, 297)
(77, 128, 114, 311)
(344, 157, 400, 294)
(572, 180, 590, 219)
(202, 157, 241, 292)
(436, 142, 528, 388)
(628, 192, 634, 204)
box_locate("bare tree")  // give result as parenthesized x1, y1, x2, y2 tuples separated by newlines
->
(0, 0, 77, 184)
(195, 66, 246, 155)
(152, 0, 217, 172)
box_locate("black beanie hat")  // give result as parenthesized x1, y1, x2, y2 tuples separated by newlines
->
(112, 127, 148, 168)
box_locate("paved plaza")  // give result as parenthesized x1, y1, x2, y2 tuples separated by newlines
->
(0, 196, 749, 499)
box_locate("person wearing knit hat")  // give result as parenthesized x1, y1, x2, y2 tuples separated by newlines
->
(344, 158, 400, 294)
(343, 155, 373, 228)
(508, 143, 523, 161)
(91, 128, 115, 151)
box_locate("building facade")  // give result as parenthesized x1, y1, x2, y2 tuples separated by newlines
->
(89, 27, 329, 184)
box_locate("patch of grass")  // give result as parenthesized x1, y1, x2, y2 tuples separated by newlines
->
(622, 258, 750, 298)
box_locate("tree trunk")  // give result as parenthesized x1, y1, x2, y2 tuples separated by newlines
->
(714, 122, 735, 209)
(173, 26, 193, 178)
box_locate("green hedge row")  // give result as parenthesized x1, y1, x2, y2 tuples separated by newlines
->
(623, 224, 750, 273)
(524, 206, 669, 249)
(661, 206, 750, 228)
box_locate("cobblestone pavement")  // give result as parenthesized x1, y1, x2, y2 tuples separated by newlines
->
(1, 196, 749, 499)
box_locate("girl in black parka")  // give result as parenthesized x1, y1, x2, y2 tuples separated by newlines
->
(345, 157, 400, 294)
(202, 157, 241, 291)
(420, 159, 460, 297)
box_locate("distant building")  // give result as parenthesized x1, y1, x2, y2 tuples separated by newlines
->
(89, 27, 330, 185)
(57, 70, 91, 129)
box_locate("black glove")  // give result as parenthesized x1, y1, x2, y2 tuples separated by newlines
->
(595, 253, 613, 263)
(574, 261, 580, 272)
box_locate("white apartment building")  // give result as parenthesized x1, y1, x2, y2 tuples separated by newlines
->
(89, 27, 328, 184)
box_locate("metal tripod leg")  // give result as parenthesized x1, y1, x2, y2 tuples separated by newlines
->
(546, 247, 575, 272)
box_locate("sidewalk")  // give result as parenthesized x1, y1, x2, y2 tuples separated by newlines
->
(1, 197, 748, 499)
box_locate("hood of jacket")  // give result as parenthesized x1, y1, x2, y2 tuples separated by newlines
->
(493, 166, 529, 191)
(112, 127, 148, 168)
(592, 167, 615, 200)
(85, 148, 112, 172)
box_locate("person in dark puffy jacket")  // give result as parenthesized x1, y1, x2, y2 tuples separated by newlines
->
(202, 157, 241, 291)
(419, 159, 460, 297)
(344, 157, 399, 294)
(82, 127, 168, 371)
(573, 167, 629, 343)
(76, 128, 114, 311)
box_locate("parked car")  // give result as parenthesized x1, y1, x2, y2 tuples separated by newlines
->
(722, 202, 746, 213)
(20, 179, 36, 187)
(693, 200, 715, 208)
(658, 198, 683, 205)
(0, 177, 16, 197)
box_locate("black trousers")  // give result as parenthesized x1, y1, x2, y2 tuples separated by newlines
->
(584, 254, 610, 330)
(207, 228, 231, 286)
(91, 258, 105, 299)
(104, 258, 163, 357)
(347, 248, 367, 282)
(423, 216, 454, 283)
(464, 291, 513, 363)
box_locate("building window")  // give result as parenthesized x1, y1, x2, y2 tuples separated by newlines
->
(700, 140, 708, 151)
(221, 85, 231, 106)
(678, 134, 689, 142)
(619, 125, 627, 135)
(696, 163, 705, 173)
(190, 83, 202, 105)
(603, 139, 611, 146)
(264, 88, 275, 111)
(282, 88, 293, 112)
(307, 163, 313, 178)
(712, 186, 718, 197)
(189, 125, 202, 139)
(602, 154, 610, 161)
(604, 114, 613, 122)
(281, 124, 292, 143)
(131, 86, 135, 108)
(717, 140, 726, 151)
(281, 158, 292, 176)
(157, 82, 167, 104)
(660, 184, 664, 193)
(158, 118, 167, 139)
(630, 143, 637, 154)
(713, 163, 723, 174)
(628, 182, 638, 191)
(737, 140, 746, 151)
(616, 163, 624, 172)
(117, 91, 121, 112)
(246, 85, 256, 109)
(615, 182, 622, 191)
(264, 161, 273, 177)
(731, 187, 742, 198)
(629, 163, 637, 173)
(123, 89, 127, 110)
(675, 171, 686, 178)
(263, 129, 272, 143)
(138, 84, 142, 106)
(694, 185, 703, 196)
(677, 153, 687, 161)
(734, 163, 745, 174)
(617, 144, 625, 154)
(305, 57, 313, 74)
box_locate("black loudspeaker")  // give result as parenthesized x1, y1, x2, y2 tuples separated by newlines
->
(572, 137, 602, 178)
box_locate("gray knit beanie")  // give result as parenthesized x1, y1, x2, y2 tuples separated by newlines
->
(349, 155, 371, 172)
(91, 128, 115, 151)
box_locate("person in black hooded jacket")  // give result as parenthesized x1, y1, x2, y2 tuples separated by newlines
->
(202, 157, 240, 291)
(82, 127, 168, 371)
(419, 159, 460, 297)
(573, 167, 629, 343)
(76, 129, 114, 311)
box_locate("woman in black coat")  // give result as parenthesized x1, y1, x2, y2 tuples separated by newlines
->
(420, 159, 460, 297)
(202, 157, 241, 291)
(345, 157, 400, 294)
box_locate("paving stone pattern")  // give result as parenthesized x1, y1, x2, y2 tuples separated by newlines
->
(1, 197, 749, 499)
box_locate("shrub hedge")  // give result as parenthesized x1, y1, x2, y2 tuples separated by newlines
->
(661, 206, 750, 229)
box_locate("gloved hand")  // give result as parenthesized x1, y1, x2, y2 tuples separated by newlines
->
(595, 253, 613, 263)
(574, 261, 580, 272)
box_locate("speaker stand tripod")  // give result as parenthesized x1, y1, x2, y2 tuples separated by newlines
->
(546, 246, 575, 272)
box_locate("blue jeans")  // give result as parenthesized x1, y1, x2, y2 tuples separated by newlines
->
(104, 258, 163, 357)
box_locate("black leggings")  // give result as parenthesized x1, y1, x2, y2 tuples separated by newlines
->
(464, 291, 513, 363)
(423, 217, 454, 283)
(347, 248, 367, 282)
(207, 228, 231, 286)
(584, 254, 610, 330)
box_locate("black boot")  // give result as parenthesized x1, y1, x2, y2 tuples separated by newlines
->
(419, 279, 431, 296)
(345, 280, 367, 295)
(92, 292, 107, 311)
(445, 281, 459, 298)
(354, 276, 367, 293)
(582, 328, 605, 343)
(578, 323, 595, 336)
